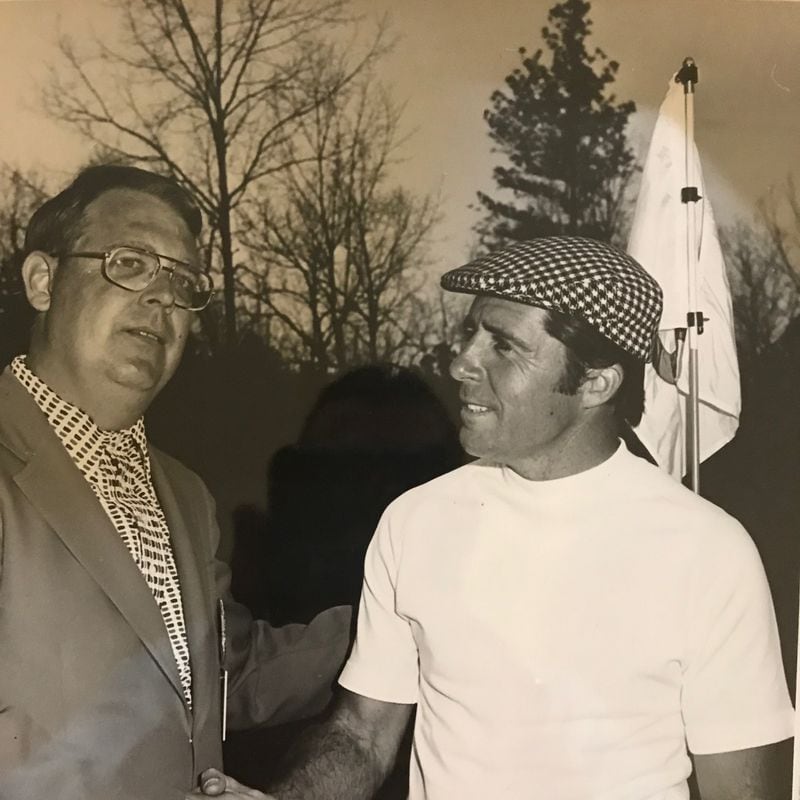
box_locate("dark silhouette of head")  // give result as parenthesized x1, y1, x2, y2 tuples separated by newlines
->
(231, 364, 464, 624)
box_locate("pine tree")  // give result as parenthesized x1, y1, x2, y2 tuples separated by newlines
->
(476, 0, 636, 247)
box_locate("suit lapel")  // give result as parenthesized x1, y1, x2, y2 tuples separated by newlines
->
(1, 372, 186, 704)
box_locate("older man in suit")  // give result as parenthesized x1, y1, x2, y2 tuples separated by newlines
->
(0, 165, 351, 800)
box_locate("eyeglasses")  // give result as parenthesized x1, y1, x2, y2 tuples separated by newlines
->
(55, 246, 214, 311)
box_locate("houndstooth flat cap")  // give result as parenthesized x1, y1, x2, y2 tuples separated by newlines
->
(440, 236, 663, 361)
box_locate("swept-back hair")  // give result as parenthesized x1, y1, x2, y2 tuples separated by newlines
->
(25, 165, 202, 255)
(545, 308, 646, 427)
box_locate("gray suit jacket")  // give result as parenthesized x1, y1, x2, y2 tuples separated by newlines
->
(0, 368, 351, 799)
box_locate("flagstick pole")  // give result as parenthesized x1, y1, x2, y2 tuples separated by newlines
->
(677, 59, 701, 494)
(673, 61, 797, 792)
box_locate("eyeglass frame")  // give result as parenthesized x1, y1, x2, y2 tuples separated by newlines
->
(52, 245, 215, 311)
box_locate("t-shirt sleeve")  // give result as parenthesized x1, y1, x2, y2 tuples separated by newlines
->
(682, 523, 794, 754)
(338, 506, 419, 704)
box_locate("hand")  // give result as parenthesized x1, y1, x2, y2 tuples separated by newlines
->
(185, 768, 276, 799)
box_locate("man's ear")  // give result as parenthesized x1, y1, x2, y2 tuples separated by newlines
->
(579, 363, 624, 409)
(21, 252, 55, 312)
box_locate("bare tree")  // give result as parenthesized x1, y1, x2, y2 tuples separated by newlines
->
(0, 167, 48, 365)
(722, 221, 800, 383)
(0, 167, 46, 278)
(759, 176, 800, 292)
(44, 0, 383, 347)
(238, 81, 439, 370)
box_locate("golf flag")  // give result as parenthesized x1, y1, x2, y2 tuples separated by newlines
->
(629, 77, 740, 478)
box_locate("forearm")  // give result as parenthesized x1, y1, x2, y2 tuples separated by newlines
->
(217, 533, 352, 729)
(226, 604, 352, 729)
(693, 738, 792, 800)
(267, 718, 392, 800)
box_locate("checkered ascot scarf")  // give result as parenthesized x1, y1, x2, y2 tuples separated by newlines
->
(11, 355, 193, 707)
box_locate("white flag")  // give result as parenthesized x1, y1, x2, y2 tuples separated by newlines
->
(629, 77, 740, 478)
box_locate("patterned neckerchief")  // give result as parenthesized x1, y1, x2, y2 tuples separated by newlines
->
(11, 355, 193, 707)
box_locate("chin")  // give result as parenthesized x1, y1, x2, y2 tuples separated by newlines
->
(459, 430, 492, 460)
(111, 361, 167, 393)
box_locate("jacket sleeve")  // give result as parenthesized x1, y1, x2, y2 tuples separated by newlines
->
(202, 488, 352, 731)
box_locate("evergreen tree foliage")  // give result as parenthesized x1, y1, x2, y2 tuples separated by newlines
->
(476, 0, 636, 247)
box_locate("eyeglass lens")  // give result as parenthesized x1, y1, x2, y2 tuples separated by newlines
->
(105, 248, 211, 310)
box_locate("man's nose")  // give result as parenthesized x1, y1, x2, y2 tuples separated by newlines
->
(140, 269, 177, 310)
(449, 341, 482, 382)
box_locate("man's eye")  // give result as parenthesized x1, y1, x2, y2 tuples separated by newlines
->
(458, 324, 475, 344)
(113, 255, 149, 272)
(492, 335, 512, 353)
(172, 270, 195, 293)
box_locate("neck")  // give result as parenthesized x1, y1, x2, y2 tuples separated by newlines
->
(79, 390, 145, 431)
(506, 417, 619, 481)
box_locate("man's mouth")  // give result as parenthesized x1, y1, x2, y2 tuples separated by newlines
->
(128, 327, 165, 344)
(462, 402, 491, 415)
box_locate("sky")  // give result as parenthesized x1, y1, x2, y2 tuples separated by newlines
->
(351, 0, 800, 268)
(0, 0, 798, 278)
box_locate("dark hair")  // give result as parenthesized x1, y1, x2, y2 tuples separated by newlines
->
(544, 309, 646, 427)
(233, 364, 464, 624)
(300, 363, 462, 457)
(24, 165, 203, 255)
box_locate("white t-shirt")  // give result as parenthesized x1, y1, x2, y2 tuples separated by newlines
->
(339, 444, 793, 800)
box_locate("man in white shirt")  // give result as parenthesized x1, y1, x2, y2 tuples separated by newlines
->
(195, 237, 793, 800)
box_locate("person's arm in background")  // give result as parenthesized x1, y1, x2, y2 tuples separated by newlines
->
(203, 483, 352, 729)
(189, 689, 413, 800)
(191, 490, 421, 800)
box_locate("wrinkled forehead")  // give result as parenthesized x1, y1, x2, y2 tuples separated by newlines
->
(465, 293, 548, 322)
(463, 295, 557, 347)
(76, 188, 200, 261)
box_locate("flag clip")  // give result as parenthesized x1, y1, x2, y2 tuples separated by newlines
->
(687, 311, 706, 335)
(681, 186, 701, 204)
